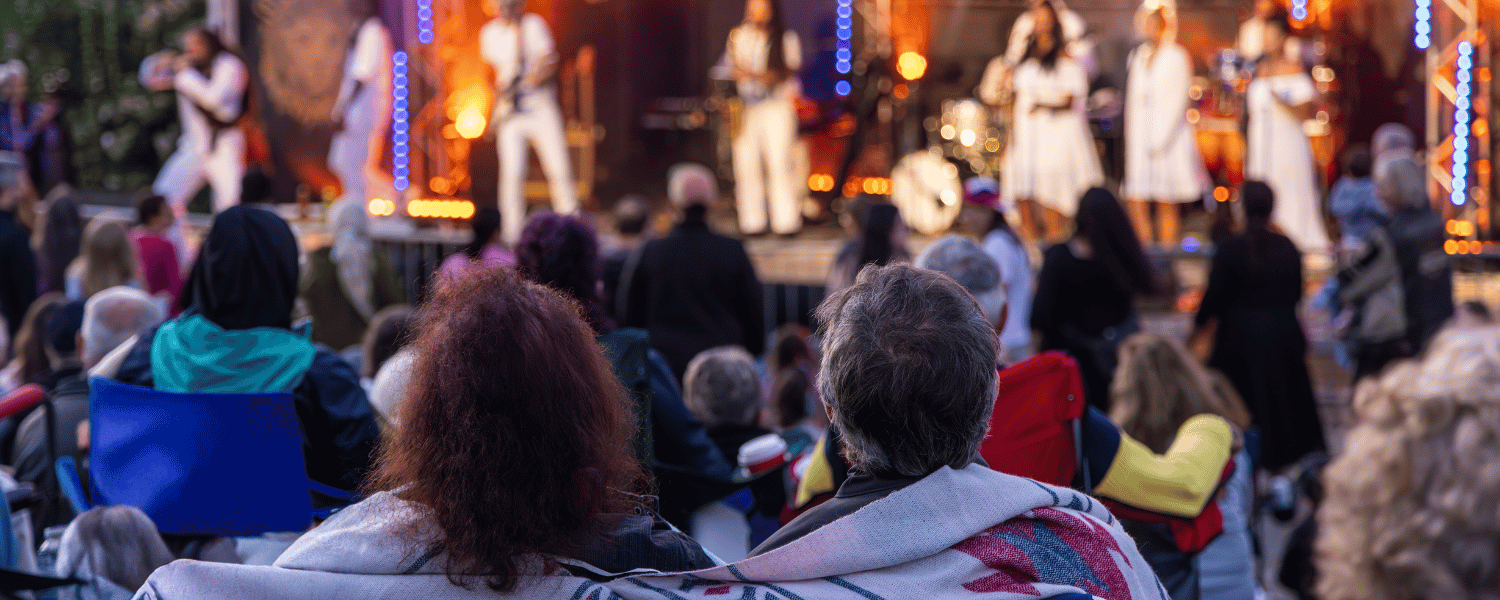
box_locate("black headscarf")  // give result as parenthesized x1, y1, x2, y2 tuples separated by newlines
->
(180, 206, 300, 331)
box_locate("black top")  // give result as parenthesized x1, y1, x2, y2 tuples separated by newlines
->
(623, 217, 765, 378)
(1030, 243, 1135, 344)
(1194, 233, 1303, 326)
(0, 209, 37, 338)
(749, 471, 922, 557)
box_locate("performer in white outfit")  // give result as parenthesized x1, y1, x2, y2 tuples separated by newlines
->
(329, 15, 392, 205)
(1121, 3, 1205, 245)
(1001, 0, 1102, 244)
(727, 0, 803, 236)
(148, 29, 249, 216)
(481, 0, 577, 247)
(1235, 0, 1279, 65)
(976, 0, 1090, 108)
(1245, 15, 1330, 253)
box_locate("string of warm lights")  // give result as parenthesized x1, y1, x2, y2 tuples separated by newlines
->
(407, 199, 476, 219)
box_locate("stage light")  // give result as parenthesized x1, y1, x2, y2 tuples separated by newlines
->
(897, 52, 927, 81)
(392, 50, 410, 192)
(1452, 42, 1473, 206)
(835, 0, 852, 97)
(456, 106, 487, 139)
(367, 198, 395, 217)
(1181, 236, 1201, 253)
(835, 80, 851, 96)
(1415, 0, 1432, 49)
(407, 199, 476, 219)
(417, 0, 434, 45)
(1214, 186, 1230, 202)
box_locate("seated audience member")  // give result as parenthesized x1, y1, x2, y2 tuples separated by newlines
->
(300, 199, 405, 351)
(130, 194, 184, 311)
(66, 219, 143, 301)
(13, 287, 164, 537)
(55, 505, 175, 600)
(769, 367, 820, 458)
(0, 300, 83, 466)
(0, 292, 65, 393)
(514, 212, 733, 520)
(624, 163, 764, 379)
(361, 306, 416, 424)
(34, 186, 83, 295)
(0, 152, 38, 338)
(368, 348, 412, 429)
(789, 248, 1234, 531)
(1109, 333, 1257, 600)
(137, 268, 713, 597)
(683, 346, 771, 464)
(914, 235, 1004, 331)
(437, 204, 514, 284)
(109, 206, 380, 493)
(1316, 325, 1500, 600)
(737, 265, 1163, 596)
(826, 200, 911, 296)
(602, 194, 650, 321)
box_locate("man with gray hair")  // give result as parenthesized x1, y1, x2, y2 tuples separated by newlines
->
(624, 164, 764, 378)
(915, 234, 1005, 329)
(747, 265, 1164, 597)
(13, 286, 166, 535)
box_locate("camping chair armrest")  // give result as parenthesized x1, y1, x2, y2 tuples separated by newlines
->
(54, 456, 90, 516)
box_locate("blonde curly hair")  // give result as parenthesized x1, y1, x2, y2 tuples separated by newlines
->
(1109, 332, 1251, 454)
(1315, 324, 1500, 600)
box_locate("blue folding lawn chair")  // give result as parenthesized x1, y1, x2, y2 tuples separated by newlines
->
(56, 377, 352, 536)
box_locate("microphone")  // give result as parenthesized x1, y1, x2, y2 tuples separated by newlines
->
(0, 384, 46, 421)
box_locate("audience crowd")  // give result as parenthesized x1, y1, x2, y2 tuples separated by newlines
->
(0, 114, 1482, 600)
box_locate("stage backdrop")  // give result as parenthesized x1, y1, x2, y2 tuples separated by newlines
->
(241, 0, 381, 202)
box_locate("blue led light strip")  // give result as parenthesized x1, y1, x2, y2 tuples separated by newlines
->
(392, 50, 410, 192)
(1415, 0, 1432, 49)
(835, 0, 852, 95)
(1452, 41, 1473, 206)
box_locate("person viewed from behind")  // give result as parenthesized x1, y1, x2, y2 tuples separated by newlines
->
(130, 194, 184, 311)
(745, 265, 1165, 597)
(517, 212, 733, 524)
(360, 304, 414, 427)
(137, 268, 713, 598)
(602, 194, 650, 322)
(683, 346, 772, 474)
(1370, 122, 1415, 176)
(436, 204, 515, 284)
(33, 187, 84, 296)
(1031, 187, 1155, 409)
(825, 201, 910, 295)
(109, 206, 380, 494)
(0, 293, 64, 394)
(65, 220, 142, 301)
(1194, 181, 1324, 472)
(13, 287, 164, 538)
(1338, 157, 1453, 380)
(0, 152, 37, 338)
(299, 199, 405, 351)
(1109, 333, 1258, 600)
(960, 178, 1035, 362)
(1123, 4, 1204, 246)
(1326, 145, 1385, 254)
(1316, 325, 1500, 600)
(55, 505, 176, 600)
(624, 163, 764, 379)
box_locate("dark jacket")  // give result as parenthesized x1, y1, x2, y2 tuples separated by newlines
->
(113, 325, 381, 492)
(12, 372, 89, 538)
(1386, 207, 1454, 351)
(623, 215, 764, 378)
(0, 209, 37, 338)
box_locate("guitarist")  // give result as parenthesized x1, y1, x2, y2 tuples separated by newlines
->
(480, 0, 578, 247)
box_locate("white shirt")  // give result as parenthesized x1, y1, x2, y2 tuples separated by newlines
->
(480, 13, 557, 105)
(174, 53, 249, 154)
(726, 24, 802, 103)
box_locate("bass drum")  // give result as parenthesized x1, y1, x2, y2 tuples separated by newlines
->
(890, 148, 963, 235)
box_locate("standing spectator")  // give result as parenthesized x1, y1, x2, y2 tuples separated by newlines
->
(826, 201, 910, 295)
(624, 164, 764, 378)
(33, 187, 83, 295)
(131, 194, 184, 311)
(109, 206, 380, 493)
(1031, 188, 1155, 408)
(966, 179, 1036, 362)
(1194, 181, 1324, 472)
(1109, 333, 1257, 600)
(0, 60, 65, 194)
(602, 194, 650, 322)
(13, 287, 164, 538)
(0, 152, 37, 338)
(66, 220, 143, 301)
(1326, 145, 1385, 253)
(1316, 325, 1500, 600)
(300, 199, 405, 351)
(436, 204, 514, 285)
(1370, 122, 1416, 176)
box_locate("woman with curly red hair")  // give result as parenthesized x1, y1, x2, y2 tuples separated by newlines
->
(138, 266, 712, 598)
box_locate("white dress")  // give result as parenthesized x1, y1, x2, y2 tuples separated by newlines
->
(1002, 57, 1102, 217)
(1246, 72, 1331, 253)
(1121, 41, 1205, 202)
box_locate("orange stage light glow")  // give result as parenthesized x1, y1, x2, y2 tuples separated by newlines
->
(407, 199, 476, 219)
(1213, 186, 1230, 202)
(897, 52, 927, 81)
(367, 198, 396, 217)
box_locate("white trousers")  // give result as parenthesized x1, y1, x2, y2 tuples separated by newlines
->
(153, 130, 246, 216)
(496, 98, 577, 247)
(153, 130, 246, 267)
(733, 97, 801, 235)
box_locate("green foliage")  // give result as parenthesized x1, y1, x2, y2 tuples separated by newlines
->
(1, 0, 205, 190)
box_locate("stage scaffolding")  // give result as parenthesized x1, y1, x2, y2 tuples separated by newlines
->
(1424, 0, 1492, 245)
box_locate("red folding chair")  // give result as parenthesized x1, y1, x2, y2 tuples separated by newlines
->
(982, 351, 1088, 488)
